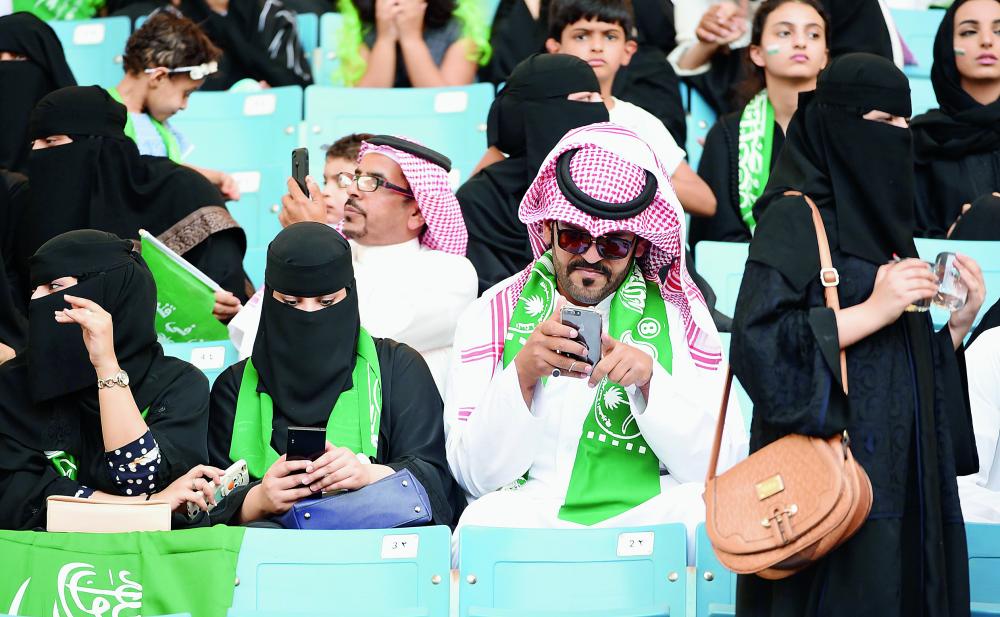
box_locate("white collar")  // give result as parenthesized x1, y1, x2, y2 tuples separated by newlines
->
(352, 237, 422, 264)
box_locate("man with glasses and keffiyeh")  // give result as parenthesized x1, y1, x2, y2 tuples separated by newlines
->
(230, 135, 477, 395)
(444, 123, 748, 561)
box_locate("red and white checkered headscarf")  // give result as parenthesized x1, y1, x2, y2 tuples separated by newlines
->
(358, 136, 468, 256)
(516, 122, 722, 370)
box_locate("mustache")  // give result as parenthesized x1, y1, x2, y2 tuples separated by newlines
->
(345, 197, 366, 215)
(568, 259, 610, 277)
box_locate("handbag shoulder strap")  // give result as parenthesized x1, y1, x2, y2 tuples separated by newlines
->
(705, 191, 848, 482)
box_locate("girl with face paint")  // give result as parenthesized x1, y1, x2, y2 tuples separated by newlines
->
(690, 0, 829, 249)
(731, 53, 985, 616)
(0, 230, 222, 530)
(205, 223, 461, 527)
(911, 0, 1000, 238)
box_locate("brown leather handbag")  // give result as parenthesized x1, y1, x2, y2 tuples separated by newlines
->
(702, 193, 873, 580)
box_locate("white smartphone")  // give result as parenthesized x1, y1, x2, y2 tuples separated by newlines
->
(186, 459, 249, 519)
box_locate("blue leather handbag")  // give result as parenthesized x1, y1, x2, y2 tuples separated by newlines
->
(274, 468, 432, 530)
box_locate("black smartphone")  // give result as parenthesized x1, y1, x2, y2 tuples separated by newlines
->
(286, 426, 326, 464)
(560, 307, 602, 367)
(291, 147, 309, 194)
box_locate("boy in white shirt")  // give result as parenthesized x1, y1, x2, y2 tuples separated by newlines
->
(544, 0, 716, 217)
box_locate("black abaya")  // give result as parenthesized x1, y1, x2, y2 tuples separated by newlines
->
(206, 339, 461, 527)
(910, 0, 1000, 238)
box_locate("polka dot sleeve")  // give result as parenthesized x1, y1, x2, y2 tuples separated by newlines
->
(103, 431, 162, 496)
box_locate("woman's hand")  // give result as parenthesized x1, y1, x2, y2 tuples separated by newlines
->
(156, 464, 224, 513)
(295, 442, 387, 493)
(374, 0, 402, 41)
(56, 295, 118, 373)
(948, 253, 986, 347)
(252, 455, 316, 516)
(213, 290, 242, 323)
(395, 0, 427, 42)
(865, 259, 939, 328)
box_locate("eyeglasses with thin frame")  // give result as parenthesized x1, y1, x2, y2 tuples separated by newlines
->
(144, 61, 219, 80)
(553, 222, 636, 260)
(336, 172, 414, 198)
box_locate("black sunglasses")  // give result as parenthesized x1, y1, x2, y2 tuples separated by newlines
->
(553, 222, 635, 260)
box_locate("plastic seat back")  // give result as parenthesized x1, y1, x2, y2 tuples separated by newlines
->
(458, 524, 686, 617)
(49, 17, 130, 88)
(231, 526, 451, 617)
(304, 84, 493, 185)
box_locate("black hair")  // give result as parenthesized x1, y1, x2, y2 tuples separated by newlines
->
(734, 0, 830, 108)
(123, 11, 220, 75)
(352, 0, 456, 32)
(547, 0, 636, 42)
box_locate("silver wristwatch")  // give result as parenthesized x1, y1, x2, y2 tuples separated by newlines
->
(97, 370, 130, 390)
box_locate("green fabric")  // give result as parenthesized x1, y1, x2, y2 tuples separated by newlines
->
(107, 87, 183, 163)
(502, 252, 671, 525)
(0, 527, 245, 617)
(736, 89, 775, 234)
(230, 328, 382, 479)
(333, 0, 491, 86)
(13, 0, 102, 20)
(140, 235, 229, 343)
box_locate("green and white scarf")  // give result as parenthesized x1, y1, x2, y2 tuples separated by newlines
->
(502, 252, 672, 525)
(107, 87, 184, 164)
(229, 328, 382, 479)
(736, 89, 775, 234)
(13, 0, 103, 20)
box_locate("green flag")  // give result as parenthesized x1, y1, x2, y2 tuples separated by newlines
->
(12, 0, 104, 20)
(0, 527, 245, 617)
(140, 230, 229, 343)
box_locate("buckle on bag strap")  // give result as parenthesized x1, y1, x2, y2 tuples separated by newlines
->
(820, 268, 840, 287)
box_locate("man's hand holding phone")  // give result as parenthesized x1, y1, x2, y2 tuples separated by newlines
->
(279, 176, 327, 228)
(513, 300, 594, 405)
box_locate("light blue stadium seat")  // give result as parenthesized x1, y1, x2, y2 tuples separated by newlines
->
(230, 526, 451, 617)
(170, 86, 302, 170)
(296, 12, 319, 54)
(892, 8, 946, 78)
(170, 86, 303, 251)
(693, 241, 750, 320)
(694, 523, 736, 617)
(304, 84, 493, 184)
(243, 246, 267, 291)
(312, 12, 346, 86)
(717, 333, 753, 433)
(914, 238, 1000, 331)
(458, 524, 687, 617)
(161, 339, 238, 385)
(910, 75, 938, 117)
(680, 83, 717, 172)
(968, 523, 1000, 617)
(49, 17, 130, 88)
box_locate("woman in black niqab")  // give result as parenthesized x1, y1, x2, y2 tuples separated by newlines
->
(0, 12, 76, 174)
(910, 0, 1000, 237)
(0, 230, 213, 530)
(457, 53, 607, 293)
(12, 86, 252, 303)
(731, 53, 982, 617)
(206, 222, 462, 527)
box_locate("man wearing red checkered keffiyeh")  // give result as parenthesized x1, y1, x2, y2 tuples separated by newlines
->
(229, 135, 477, 395)
(444, 123, 747, 562)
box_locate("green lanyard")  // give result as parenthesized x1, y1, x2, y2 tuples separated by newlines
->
(107, 87, 183, 163)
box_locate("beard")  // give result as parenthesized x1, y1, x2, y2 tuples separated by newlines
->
(341, 197, 368, 240)
(554, 253, 632, 305)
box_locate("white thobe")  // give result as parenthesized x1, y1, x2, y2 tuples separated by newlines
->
(228, 238, 477, 395)
(957, 328, 1000, 522)
(444, 275, 748, 563)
